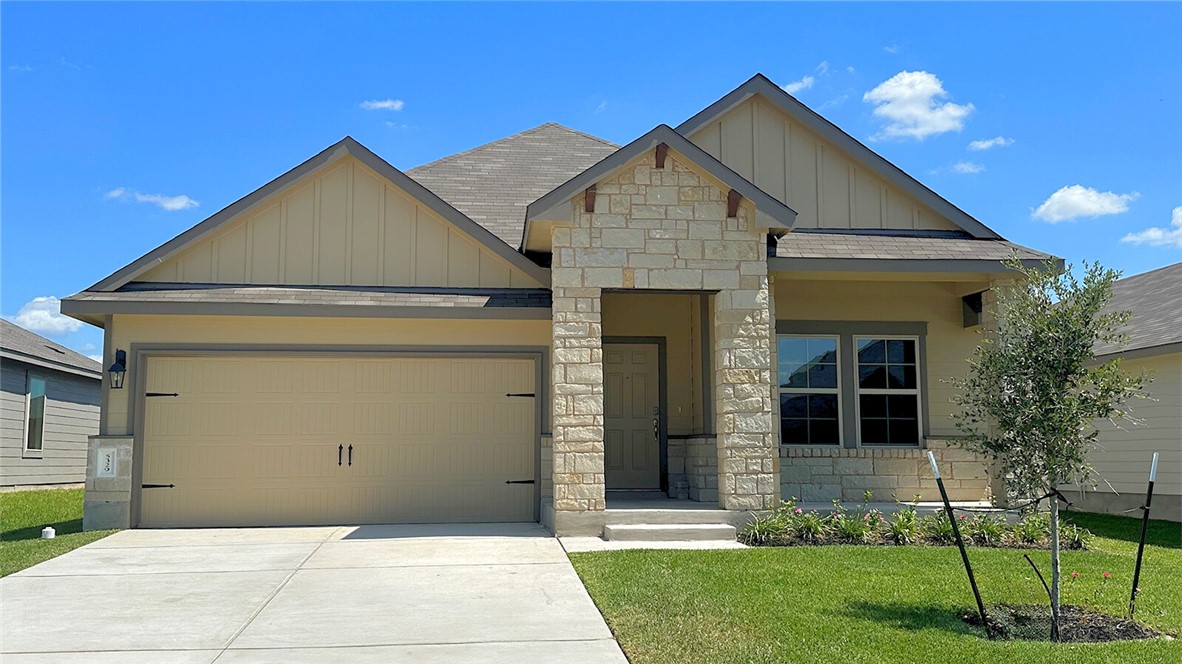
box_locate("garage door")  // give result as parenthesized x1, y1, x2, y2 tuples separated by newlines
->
(139, 355, 536, 527)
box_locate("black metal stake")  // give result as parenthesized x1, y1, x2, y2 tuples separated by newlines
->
(929, 452, 987, 628)
(1129, 452, 1158, 617)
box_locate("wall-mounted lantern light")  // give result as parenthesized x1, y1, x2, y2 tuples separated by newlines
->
(108, 349, 127, 389)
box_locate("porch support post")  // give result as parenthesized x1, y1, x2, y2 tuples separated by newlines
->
(714, 270, 780, 511)
(550, 282, 607, 517)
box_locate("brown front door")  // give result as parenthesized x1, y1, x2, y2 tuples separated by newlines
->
(603, 343, 660, 489)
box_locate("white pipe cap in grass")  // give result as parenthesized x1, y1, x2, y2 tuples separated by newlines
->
(41, 526, 55, 540)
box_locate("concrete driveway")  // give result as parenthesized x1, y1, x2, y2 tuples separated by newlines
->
(1, 523, 626, 663)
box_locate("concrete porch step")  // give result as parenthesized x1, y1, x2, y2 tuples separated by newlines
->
(604, 509, 745, 526)
(602, 523, 738, 542)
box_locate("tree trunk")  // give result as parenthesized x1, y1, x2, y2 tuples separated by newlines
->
(1049, 494, 1062, 641)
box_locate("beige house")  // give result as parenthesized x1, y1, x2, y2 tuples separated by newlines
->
(64, 74, 1053, 536)
(1062, 262, 1182, 522)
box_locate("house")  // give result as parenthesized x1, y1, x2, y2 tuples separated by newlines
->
(1, 319, 101, 488)
(63, 74, 1054, 535)
(1062, 262, 1182, 522)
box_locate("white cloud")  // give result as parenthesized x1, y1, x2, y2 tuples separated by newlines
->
(8, 64, 33, 72)
(782, 75, 815, 94)
(595, 100, 608, 113)
(968, 136, 1014, 151)
(884, 44, 900, 54)
(87, 354, 104, 363)
(846, 66, 856, 74)
(863, 71, 974, 141)
(952, 161, 985, 174)
(818, 94, 850, 111)
(815, 60, 830, 75)
(360, 98, 405, 111)
(106, 187, 198, 211)
(1032, 185, 1139, 223)
(1121, 206, 1182, 248)
(9, 296, 82, 336)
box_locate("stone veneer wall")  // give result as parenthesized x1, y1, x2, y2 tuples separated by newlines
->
(550, 152, 779, 520)
(779, 440, 992, 503)
(83, 435, 134, 530)
(666, 436, 719, 502)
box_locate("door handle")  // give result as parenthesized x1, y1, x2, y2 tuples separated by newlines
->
(652, 407, 660, 440)
(338, 444, 343, 467)
(348, 444, 353, 467)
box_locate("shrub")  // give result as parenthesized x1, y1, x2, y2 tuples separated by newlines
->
(920, 513, 956, 545)
(1013, 513, 1051, 545)
(1063, 523, 1092, 551)
(795, 510, 830, 543)
(963, 514, 1009, 546)
(886, 506, 920, 545)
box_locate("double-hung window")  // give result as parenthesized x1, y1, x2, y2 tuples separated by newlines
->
(855, 337, 921, 446)
(777, 336, 840, 446)
(25, 376, 46, 453)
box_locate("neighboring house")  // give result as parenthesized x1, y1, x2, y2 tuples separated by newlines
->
(1062, 262, 1182, 522)
(63, 74, 1056, 535)
(1, 319, 102, 488)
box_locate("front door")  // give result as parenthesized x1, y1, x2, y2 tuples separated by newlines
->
(603, 343, 660, 489)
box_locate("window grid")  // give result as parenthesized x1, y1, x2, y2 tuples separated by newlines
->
(854, 336, 922, 447)
(777, 335, 842, 446)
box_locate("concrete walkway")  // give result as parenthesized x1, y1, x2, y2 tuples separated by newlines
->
(1, 523, 626, 663)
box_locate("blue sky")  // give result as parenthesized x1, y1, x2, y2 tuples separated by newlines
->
(3, 2, 1179, 359)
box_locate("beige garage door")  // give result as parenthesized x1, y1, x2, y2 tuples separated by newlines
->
(139, 355, 536, 528)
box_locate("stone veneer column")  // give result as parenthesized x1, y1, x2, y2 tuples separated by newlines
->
(714, 267, 780, 510)
(549, 280, 607, 513)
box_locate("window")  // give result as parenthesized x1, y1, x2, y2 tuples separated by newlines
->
(777, 336, 840, 445)
(855, 338, 921, 446)
(25, 376, 46, 453)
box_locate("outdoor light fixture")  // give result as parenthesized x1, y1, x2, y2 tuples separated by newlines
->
(108, 349, 127, 389)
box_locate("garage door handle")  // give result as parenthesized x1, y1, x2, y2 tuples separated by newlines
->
(348, 444, 353, 467)
(505, 479, 535, 484)
(338, 444, 343, 467)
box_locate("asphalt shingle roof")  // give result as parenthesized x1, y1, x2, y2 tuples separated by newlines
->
(406, 123, 619, 248)
(0, 319, 102, 376)
(774, 232, 1053, 262)
(1095, 261, 1182, 356)
(76, 285, 553, 309)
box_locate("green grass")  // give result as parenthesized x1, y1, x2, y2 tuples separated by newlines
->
(0, 488, 116, 577)
(570, 511, 1181, 663)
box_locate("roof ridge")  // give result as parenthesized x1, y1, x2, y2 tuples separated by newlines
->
(1115, 260, 1182, 285)
(408, 122, 617, 174)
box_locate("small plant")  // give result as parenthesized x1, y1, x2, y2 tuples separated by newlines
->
(886, 506, 920, 545)
(832, 508, 881, 544)
(1063, 523, 1092, 550)
(920, 512, 956, 545)
(795, 510, 829, 543)
(963, 513, 1008, 546)
(1013, 513, 1051, 545)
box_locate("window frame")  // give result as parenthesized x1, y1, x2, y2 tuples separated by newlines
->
(852, 334, 924, 448)
(776, 334, 843, 447)
(775, 321, 929, 449)
(23, 373, 47, 457)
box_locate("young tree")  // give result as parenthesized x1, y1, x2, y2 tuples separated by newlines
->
(952, 257, 1147, 640)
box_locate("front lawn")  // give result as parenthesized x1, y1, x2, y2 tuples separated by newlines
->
(0, 488, 116, 577)
(570, 511, 1181, 663)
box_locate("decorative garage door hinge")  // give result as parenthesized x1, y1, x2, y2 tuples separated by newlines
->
(504, 479, 536, 484)
(505, 393, 535, 398)
(145, 392, 180, 398)
(141, 483, 176, 489)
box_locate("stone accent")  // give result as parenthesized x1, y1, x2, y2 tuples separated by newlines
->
(549, 151, 779, 523)
(667, 436, 719, 502)
(779, 440, 992, 503)
(540, 434, 553, 500)
(83, 435, 134, 530)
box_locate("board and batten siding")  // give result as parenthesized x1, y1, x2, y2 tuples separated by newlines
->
(688, 97, 960, 232)
(1, 358, 100, 486)
(1087, 352, 1182, 497)
(139, 156, 541, 289)
(771, 277, 990, 438)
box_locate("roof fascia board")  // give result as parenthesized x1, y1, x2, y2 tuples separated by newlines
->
(525, 124, 797, 229)
(60, 298, 551, 321)
(768, 256, 1060, 274)
(675, 74, 1002, 240)
(0, 350, 102, 379)
(90, 137, 550, 292)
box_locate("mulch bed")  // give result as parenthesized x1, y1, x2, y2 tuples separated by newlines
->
(963, 603, 1168, 642)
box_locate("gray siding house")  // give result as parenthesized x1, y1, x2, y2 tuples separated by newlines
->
(1, 319, 101, 487)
